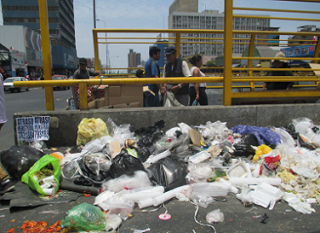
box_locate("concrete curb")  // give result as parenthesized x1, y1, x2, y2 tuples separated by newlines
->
(13, 103, 320, 147)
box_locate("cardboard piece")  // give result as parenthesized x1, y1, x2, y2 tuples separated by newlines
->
(88, 100, 97, 109)
(189, 129, 203, 147)
(95, 98, 106, 109)
(109, 141, 121, 159)
(100, 101, 141, 109)
(104, 85, 143, 107)
(207, 145, 222, 158)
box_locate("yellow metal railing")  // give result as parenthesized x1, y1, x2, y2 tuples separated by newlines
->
(15, 0, 320, 110)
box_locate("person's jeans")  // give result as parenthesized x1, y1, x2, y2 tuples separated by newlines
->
(144, 92, 160, 107)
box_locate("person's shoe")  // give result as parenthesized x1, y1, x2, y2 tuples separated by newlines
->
(0, 179, 15, 195)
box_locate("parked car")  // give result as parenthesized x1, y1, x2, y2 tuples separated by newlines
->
(52, 75, 70, 90)
(3, 77, 29, 93)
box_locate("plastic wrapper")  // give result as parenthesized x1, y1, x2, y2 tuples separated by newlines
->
(76, 118, 108, 146)
(80, 138, 107, 155)
(105, 214, 122, 232)
(187, 163, 213, 183)
(106, 118, 135, 147)
(206, 209, 224, 223)
(147, 156, 188, 191)
(259, 149, 281, 176)
(99, 196, 134, 220)
(61, 203, 107, 231)
(274, 127, 296, 148)
(292, 118, 320, 147)
(197, 121, 231, 143)
(0, 145, 44, 180)
(61, 153, 111, 185)
(94, 190, 134, 219)
(21, 154, 61, 196)
(154, 132, 189, 153)
(102, 170, 151, 193)
(283, 192, 315, 214)
(109, 148, 145, 178)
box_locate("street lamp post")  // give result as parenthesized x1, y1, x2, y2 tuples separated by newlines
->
(96, 18, 109, 74)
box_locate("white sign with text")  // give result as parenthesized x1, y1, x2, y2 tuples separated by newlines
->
(16, 116, 50, 142)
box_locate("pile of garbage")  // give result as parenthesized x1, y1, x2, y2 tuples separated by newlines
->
(2, 117, 320, 232)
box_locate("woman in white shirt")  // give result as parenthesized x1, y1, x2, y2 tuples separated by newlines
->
(189, 54, 208, 106)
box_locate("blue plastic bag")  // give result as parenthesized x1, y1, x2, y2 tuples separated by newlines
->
(231, 125, 281, 146)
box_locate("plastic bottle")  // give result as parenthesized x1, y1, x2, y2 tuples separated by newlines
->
(192, 100, 198, 106)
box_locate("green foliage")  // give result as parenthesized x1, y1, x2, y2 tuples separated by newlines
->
(206, 60, 216, 67)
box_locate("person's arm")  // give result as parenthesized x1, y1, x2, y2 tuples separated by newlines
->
(262, 82, 267, 91)
(151, 62, 165, 94)
(162, 65, 167, 93)
(88, 70, 100, 77)
(171, 61, 191, 93)
(193, 68, 200, 100)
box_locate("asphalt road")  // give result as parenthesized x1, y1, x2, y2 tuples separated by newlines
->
(0, 87, 72, 151)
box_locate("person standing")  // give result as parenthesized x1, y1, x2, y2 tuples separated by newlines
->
(189, 54, 208, 106)
(73, 58, 100, 79)
(0, 77, 15, 194)
(163, 46, 192, 106)
(144, 46, 165, 107)
(0, 73, 7, 133)
(262, 52, 294, 91)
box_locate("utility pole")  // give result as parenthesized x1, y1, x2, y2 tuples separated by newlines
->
(97, 18, 110, 74)
(93, 0, 96, 28)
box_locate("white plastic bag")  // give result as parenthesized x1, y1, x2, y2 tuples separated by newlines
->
(163, 91, 184, 107)
(206, 209, 224, 223)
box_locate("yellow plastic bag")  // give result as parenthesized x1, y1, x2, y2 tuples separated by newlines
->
(252, 144, 272, 162)
(76, 118, 108, 145)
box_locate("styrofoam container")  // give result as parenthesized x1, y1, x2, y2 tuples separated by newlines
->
(227, 161, 251, 178)
(189, 151, 211, 164)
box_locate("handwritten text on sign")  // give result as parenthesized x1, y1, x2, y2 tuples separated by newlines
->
(16, 116, 50, 142)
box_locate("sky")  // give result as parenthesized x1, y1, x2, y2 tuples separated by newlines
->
(73, 0, 320, 70)
(1, 0, 320, 70)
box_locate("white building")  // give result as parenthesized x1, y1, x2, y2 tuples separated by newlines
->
(0, 25, 42, 77)
(168, 0, 270, 58)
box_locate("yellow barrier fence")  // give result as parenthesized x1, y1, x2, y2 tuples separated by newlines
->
(14, 0, 320, 110)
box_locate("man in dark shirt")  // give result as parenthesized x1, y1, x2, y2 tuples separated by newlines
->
(263, 52, 293, 91)
(163, 46, 192, 106)
(73, 58, 100, 79)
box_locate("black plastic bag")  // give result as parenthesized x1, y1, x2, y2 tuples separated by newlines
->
(147, 156, 188, 191)
(134, 120, 165, 147)
(137, 147, 151, 163)
(109, 149, 145, 178)
(233, 133, 258, 157)
(0, 145, 44, 180)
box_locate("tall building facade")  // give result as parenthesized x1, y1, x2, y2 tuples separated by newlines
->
(168, 0, 270, 58)
(1, 0, 77, 75)
(128, 49, 141, 73)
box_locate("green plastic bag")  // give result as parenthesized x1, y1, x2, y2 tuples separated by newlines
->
(21, 154, 61, 196)
(61, 203, 106, 231)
